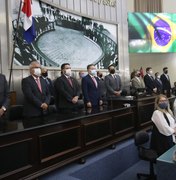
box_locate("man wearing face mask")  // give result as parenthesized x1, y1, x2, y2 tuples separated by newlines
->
(160, 67, 171, 97)
(131, 70, 145, 92)
(41, 68, 55, 105)
(22, 61, 51, 118)
(97, 71, 106, 103)
(154, 72, 163, 94)
(105, 65, 122, 98)
(54, 63, 81, 113)
(82, 64, 103, 107)
(144, 67, 157, 95)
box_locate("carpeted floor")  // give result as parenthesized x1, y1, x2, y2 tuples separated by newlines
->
(40, 138, 153, 180)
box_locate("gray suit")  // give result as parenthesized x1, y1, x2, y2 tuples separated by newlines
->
(0, 74, 9, 110)
(105, 74, 121, 98)
(131, 77, 145, 89)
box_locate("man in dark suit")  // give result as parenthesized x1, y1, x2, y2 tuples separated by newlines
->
(97, 71, 106, 103)
(0, 73, 9, 120)
(41, 67, 55, 105)
(105, 65, 122, 98)
(54, 63, 81, 113)
(22, 61, 51, 118)
(160, 67, 171, 97)
(144, 67, 157, 95)
(154, 72, 163, 94)
(82, 64, 103, 107)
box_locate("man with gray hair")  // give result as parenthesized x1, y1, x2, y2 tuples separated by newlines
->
(22, 61, 50, 118)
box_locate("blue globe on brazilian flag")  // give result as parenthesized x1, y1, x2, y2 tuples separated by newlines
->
(128, 13, 176, 53)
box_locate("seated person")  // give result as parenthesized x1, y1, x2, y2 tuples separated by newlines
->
(150, 94, 176, 156)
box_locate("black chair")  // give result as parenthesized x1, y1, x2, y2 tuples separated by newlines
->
(134, 131, 158, 180)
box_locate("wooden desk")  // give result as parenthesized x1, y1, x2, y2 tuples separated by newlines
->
(157, 145, 176, 180)
(107, 95, 175, 130)
(0, 106, 135, 180)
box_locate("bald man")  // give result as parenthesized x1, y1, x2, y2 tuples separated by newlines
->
(22, 61, 50, 118)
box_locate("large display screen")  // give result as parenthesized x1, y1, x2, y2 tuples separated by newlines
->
(128, 13, 176, 53)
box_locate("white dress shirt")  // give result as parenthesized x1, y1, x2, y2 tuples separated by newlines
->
(152, 110, 176, 142)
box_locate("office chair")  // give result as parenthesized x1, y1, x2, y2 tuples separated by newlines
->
(134, 131, 158, 180)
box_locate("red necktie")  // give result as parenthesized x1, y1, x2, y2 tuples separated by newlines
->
(36, 78, 42, 92)
(92, 77, 97, 88)
(67, 77, 73, 87)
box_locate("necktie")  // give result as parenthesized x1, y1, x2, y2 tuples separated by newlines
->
(92, 77, 98, 88)
(67, 77, 73, 87)
(36, 78, 42, 92)
(45, 78, 50, 85)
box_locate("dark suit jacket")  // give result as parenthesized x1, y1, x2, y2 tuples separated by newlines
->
(0, 74, 9, 110)
(42, 77, 55, 105)
(160, 74, 171, 91)
(154, 78, 163, 94)
(97, 77, 106, 99)
(82, 74, 101, 106)
(104, 74, 121, 98)
(144, 74, 156, 94)
(22, 75, 51, 118)
(54, 75, 80, 109)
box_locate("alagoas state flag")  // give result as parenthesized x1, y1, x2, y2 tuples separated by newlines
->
(22, 0, 36, 43)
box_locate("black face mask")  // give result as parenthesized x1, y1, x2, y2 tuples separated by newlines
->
(137, 73, 140, 77)
(164, 70, 168, 74)
(99, 74, 103, 78)
(42, 72, 48, 77)
(110, 69, 115, 74)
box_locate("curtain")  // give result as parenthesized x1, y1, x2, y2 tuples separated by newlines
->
(134, 0, 162, 12)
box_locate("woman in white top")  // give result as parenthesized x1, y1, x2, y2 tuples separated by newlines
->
(150, 94, 176, 156)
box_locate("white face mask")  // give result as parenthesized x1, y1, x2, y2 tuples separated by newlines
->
(90, 69, 97, 76)
(149, 70, 153, 75)
(157, 75, 160, 79)
(33, 68, 41, 77)
(65, 69, 72, 76)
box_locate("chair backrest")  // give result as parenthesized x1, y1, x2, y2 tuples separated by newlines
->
(134, 131, 149, 146)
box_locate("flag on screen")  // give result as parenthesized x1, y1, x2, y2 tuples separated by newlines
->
(22, 0, 36, 43)
(140, 67, 144, 78)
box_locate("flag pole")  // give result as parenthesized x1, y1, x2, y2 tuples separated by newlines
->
(9, 0, 23, 90)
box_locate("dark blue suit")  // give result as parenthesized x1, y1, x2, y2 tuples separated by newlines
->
(22, 75, 50, 118)
(154, 78, 163, 94)
(82, 74, 101, 106)
(144, 74, 156, 94)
